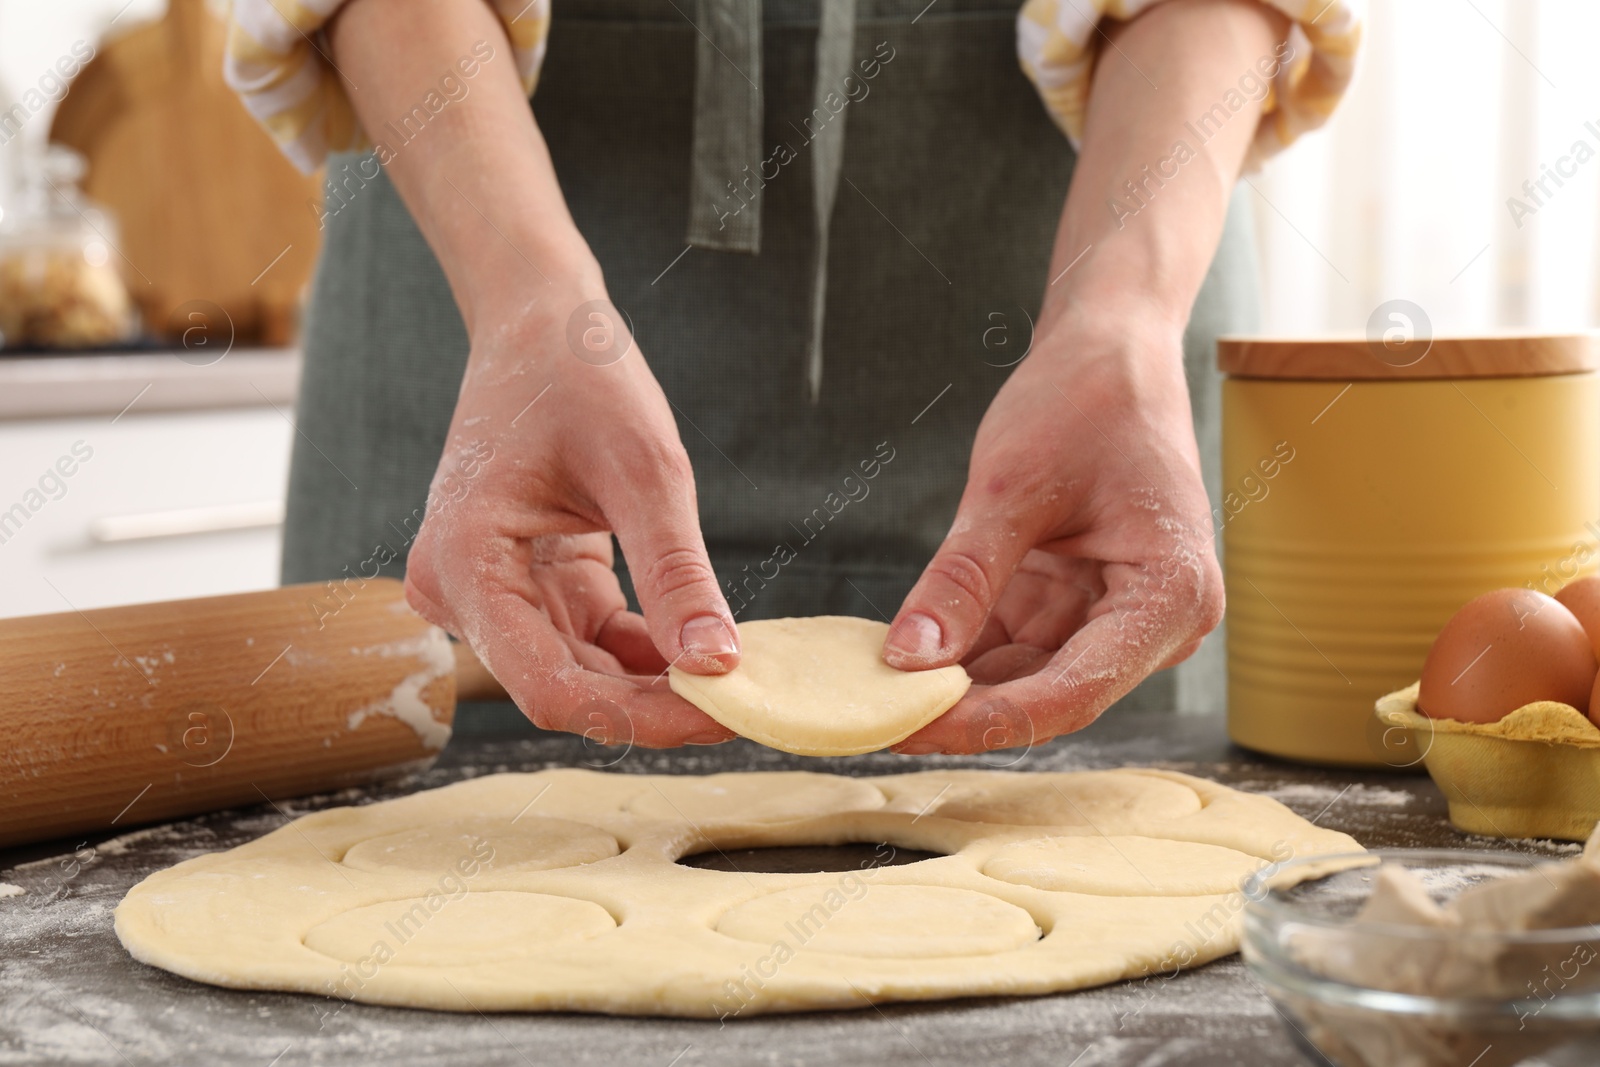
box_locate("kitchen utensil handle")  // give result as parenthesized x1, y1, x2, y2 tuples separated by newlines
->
(0, 579, 456, 849)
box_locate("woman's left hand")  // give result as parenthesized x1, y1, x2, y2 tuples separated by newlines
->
(876, 0, 1291, 754)
(881, 308, 1224, 754)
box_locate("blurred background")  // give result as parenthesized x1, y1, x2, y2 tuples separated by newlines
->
(1251, 0, 1600, 336)
(0, 0, 1595, 619)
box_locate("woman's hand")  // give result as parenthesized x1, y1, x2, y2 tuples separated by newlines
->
(402, 289, 741, 748)
(883, 309, 1223, 753)
(327, 0, 739, 746)
(880, 0, 1289, 753)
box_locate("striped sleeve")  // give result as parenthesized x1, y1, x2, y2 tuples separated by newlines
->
(222, 0, 550, 173)
(1017, 0, 1363, 167)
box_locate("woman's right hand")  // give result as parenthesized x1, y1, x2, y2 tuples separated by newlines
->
(402, 289, 742, 748)
(324, 0, 740, 747)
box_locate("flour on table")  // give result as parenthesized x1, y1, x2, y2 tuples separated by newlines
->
(1257, 782, 1412, 809)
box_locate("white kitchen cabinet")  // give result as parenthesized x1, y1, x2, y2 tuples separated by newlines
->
(0, 406, 293, 619)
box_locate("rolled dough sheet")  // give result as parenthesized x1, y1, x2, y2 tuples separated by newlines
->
(668, 616, 971, 755)
(115, 768, 1362, 1018)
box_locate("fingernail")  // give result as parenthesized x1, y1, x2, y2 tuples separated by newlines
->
(886, 612, 942, 660)
(685, 731, 731, 745)
(680, 615, 738, 659)
(894, 741, 940, 755)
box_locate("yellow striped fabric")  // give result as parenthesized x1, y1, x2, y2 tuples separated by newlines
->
(223, 0, 1358, 174)
(1017, 0, 1363, 168)
(222, 0, 548, 173)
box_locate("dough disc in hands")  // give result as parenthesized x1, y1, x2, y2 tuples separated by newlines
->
(668, 616, 972, 756)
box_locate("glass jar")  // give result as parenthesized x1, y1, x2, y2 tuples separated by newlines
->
(0, 145, 135, 350)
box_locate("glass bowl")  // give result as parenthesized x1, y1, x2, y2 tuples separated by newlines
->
(1242, 849, 1600, 1067)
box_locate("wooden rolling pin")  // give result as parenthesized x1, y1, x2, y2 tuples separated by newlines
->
(0, 579, 506, 849)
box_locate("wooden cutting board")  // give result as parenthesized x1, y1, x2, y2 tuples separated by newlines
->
(49, 0, 323, 346)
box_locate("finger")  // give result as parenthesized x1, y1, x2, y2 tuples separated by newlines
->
(602, 446, 741, 676)
(435, 570, 731, 748)
(1000, 555, 1103, 650)
(963, 643, 1054, 685)
(884, 492, 1049, 671)
(562, 633, 627, 675)
(897, 635, 1109, 754)
(891, 686, 1039, 755)
(595, 610, 672, 675)
(956, 554, 1098, 668)
(903, 558, 1217, 752)
(962, 614, 1013, 665)
(1154, 637, 1204, 673)
(561, 683, 736, 750)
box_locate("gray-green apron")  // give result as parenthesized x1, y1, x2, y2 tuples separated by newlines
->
(284, 0, 1260, 715)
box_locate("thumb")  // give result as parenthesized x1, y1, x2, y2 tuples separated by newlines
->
(885, 496, 1041, 671)
(606, 457, 740, 675)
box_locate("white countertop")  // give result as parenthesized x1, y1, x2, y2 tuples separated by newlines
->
(0, 347, 302, 420)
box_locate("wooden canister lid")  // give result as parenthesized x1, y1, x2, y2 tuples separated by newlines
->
(1218, 333, 1599, 380)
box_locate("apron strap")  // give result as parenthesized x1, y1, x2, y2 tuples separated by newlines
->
(686, 0, 764, 253)
(806, 0, 856, 401)
(685, 0, 855, 401)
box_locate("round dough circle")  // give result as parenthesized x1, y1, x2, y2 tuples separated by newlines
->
(305, 891, 616, 966)
(342, 818, 619, 874)
(982, 836, 1265, 896)
(715, 884, 1040, 958)
(667, 616, 971, 756)
(625, 771, 884, 823)
(931, 772, 1202, 826)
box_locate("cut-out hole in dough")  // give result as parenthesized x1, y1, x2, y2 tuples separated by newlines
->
(341, 817, 619, 874)
(626, 772, 885, 823)
(715, 885, 1041, 958)
(931, 773, 1201, 827)
(303, 891, 616, 967)
(982, 836, 1265, 896)
(678, 842, 945, 874)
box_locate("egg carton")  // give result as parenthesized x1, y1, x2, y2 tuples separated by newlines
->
(1374, 683, 1600, 842)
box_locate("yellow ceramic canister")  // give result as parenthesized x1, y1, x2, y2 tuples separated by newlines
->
(1219, 334, 1600, 767)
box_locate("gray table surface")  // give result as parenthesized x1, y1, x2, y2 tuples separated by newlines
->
(1, 705, 1592, 1067)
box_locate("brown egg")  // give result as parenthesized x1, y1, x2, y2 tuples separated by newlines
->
(1555, 576, 1600, 661)
(1417, 588, 1596, 724)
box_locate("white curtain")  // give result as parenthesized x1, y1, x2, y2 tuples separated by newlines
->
(1251, 0, 1600, 336)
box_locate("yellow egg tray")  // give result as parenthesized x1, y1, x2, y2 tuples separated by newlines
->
(1374, 683, 1600, 841)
